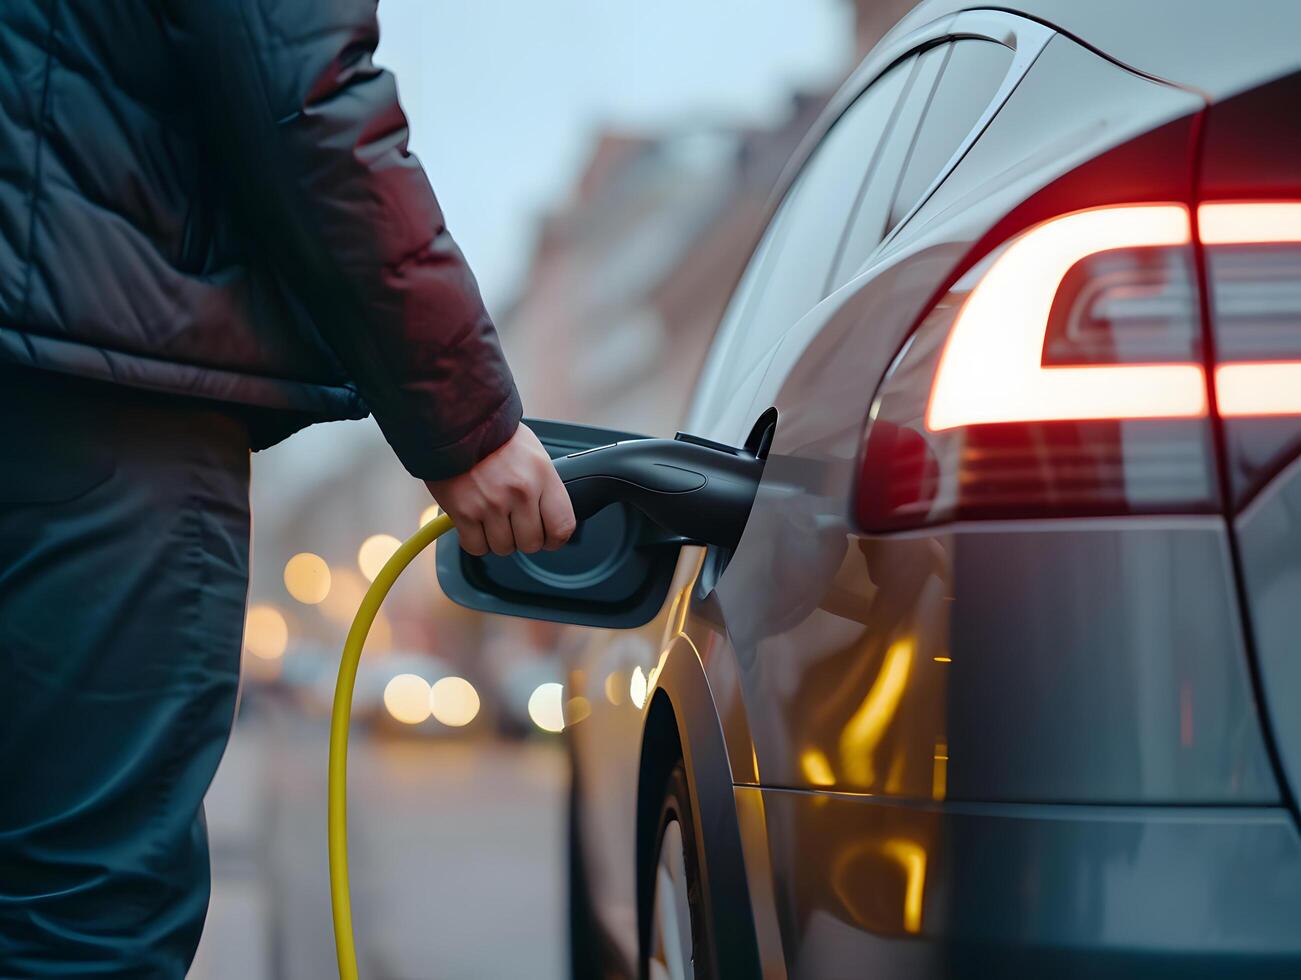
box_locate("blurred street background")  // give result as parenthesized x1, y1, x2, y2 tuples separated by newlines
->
(191, 1, 913, 976)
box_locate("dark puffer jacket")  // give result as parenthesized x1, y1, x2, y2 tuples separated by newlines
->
(0, 0, 521, 479)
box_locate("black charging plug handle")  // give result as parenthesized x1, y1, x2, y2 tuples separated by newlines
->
(552, 437, 763, 551)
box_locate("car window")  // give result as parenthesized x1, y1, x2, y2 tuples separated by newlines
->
(828, 44, 946, 289)
(888, 39, 1013, 229)
(685, 218, 780, 433)
(731, 57, 914, 366)
(829, 39, 1013, 287)
(688, 56, 914, 433)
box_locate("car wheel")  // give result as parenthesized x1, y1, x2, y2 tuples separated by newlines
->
(647, 763, 713, 980)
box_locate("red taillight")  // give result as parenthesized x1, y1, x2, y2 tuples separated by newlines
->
(858, 201, 1301, 530)
(926, 206, 1206, 431)
(860, 205, 1212, 529)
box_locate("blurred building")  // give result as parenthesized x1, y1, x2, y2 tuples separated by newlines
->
(502, 108, 822, 435)
(503, 0, 915, 435)
(855, 0, 915, 58)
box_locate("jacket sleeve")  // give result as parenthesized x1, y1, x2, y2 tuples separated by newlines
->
(160, 0, 521, 480)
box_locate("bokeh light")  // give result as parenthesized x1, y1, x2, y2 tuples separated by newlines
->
(383, 673, 432, 725)
(527, 682, 565, 733)
(320, 568, 369, 624)
(283, 552, 331, 604)
(358, 534, 402, 582)
(604, 671, 624, 706)
(244, 604, 289, 660)
(429, 676, 480, 727)
(629, 666, 648, 709)
(419, 504, 442, 529)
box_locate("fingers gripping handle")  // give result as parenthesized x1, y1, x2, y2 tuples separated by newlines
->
(552, 437, 763, 551)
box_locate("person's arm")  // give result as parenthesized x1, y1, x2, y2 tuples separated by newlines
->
(161, 0, 572, 553)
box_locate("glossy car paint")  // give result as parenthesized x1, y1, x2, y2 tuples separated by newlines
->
(740, 790, 1301, 976)
(561, 3, 1301, 977)
(1238, 464, 1301, 821)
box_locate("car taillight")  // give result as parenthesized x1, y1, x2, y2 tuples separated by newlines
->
(1201, 201, 1301, 502)
(857, 204, 1219, 530)
(858, 201, 1301, 529)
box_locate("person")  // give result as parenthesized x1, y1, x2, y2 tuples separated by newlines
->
(0, 0, 575, 974)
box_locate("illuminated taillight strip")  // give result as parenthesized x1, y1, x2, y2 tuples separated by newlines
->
(1216, 363, 1301, 417)
(926, 205, 1206, 432)
(1200, 201, 1301, 418)
(1200, 201, 1301, 246)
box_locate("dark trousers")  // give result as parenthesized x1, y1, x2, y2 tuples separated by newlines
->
(0, 369, 250, 977)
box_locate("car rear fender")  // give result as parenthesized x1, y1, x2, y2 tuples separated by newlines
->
(635, 636, 761, 979)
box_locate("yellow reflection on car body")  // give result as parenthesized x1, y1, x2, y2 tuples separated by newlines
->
(839, 637, 914, 786)
(799, 748, 836, 787)
(881, 838, 927, 934)
(932, 740, 949, 801)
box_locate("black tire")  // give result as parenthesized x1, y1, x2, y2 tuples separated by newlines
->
(644, 763, 715, 980)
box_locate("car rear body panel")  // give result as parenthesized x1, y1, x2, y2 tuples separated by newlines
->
(1236, 467, 1301, 817)
(715, 514, 1276, 802)
(737, 787, 1301, 978)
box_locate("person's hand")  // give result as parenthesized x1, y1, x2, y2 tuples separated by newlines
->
(425, 426, 576, 556)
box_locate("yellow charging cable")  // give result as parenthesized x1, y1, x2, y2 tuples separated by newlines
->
(328, 511, 454, 980)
